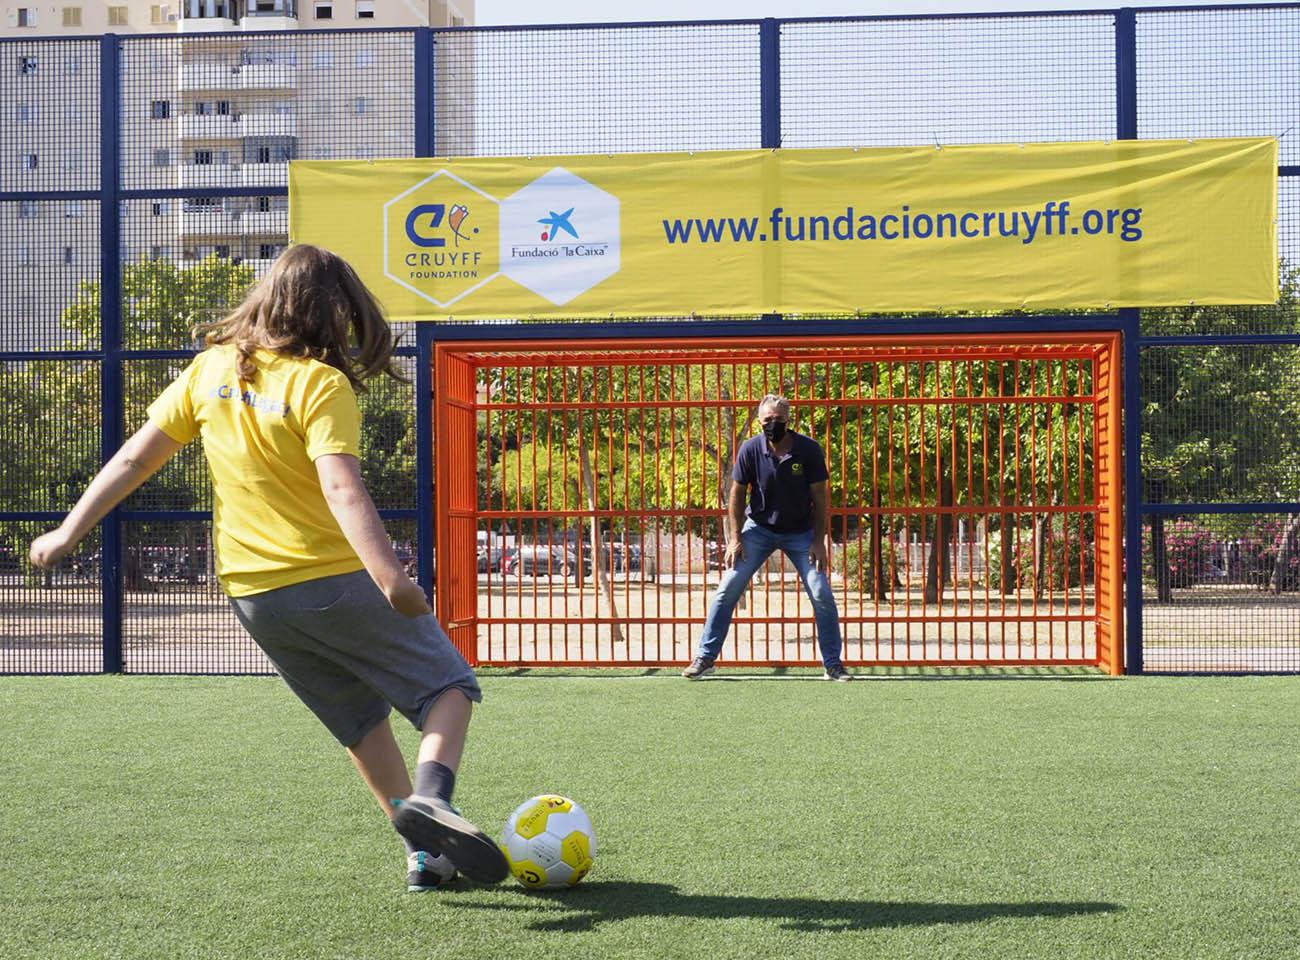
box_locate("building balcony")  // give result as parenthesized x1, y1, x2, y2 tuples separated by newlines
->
(179, 114, 238, 140)
(241, 163, 286, 187)
(239, 16, 297, 31)
(236, 112, 297, 138)
(179, 61, 239, 90)
(178, 113, 296, 140)
(180, 210, 238, 236)
(239, 209, 288, 235)
(179, 17, 237, 33)
(177, 163, 240, 189)
(239, 63, 297, 89)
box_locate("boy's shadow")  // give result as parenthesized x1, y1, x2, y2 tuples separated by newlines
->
(449, 880, 1120, 933)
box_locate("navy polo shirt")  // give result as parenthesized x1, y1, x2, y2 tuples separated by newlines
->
(733, 431, 829, 533)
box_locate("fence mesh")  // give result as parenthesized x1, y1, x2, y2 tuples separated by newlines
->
(433, 25, 762, 156)
(1, 11, 1297, 674)
(1142, 513, 1300, 673)
(780, 15, 1116, 149)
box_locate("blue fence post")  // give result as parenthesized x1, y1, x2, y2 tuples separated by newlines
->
(1115, 8, 1143, 673)
(759, 18, 780, 150)
(414, 27, 436, 600)
(100, 34, 124, 674)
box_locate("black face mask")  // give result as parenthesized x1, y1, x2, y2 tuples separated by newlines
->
(762, 420, 788, 443)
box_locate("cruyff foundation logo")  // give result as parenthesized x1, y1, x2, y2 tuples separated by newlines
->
(383, 170, 501, 308)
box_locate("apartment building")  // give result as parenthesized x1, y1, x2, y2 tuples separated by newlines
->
(2, 1, 474, 349)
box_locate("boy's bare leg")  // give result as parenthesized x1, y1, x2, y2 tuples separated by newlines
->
(391, 688, 508, 883)
(347, 718, 412, 819)
(416, 687, 472, 769)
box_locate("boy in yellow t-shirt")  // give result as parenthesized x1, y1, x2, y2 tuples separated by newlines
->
(30, 244, 508, 891)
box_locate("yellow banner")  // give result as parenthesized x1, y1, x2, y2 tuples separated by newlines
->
(289, 138, 1277, 320)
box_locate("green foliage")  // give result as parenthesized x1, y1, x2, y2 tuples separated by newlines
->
(1140, 261, 1300, 502)
(839, 534, 897, 592)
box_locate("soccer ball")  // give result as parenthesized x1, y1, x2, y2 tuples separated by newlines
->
(500, 794, 596, 889)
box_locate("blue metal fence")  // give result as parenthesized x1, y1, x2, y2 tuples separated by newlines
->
(2, 5, 1298, 674)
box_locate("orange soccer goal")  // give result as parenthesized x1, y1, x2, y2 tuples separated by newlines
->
(434, 333, 1123, 674)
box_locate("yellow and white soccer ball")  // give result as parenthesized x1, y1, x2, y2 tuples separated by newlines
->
(500, 794, 596, 889)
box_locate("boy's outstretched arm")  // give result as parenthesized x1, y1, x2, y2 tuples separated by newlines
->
(30, 423, 184, 569)
(316, 452, 432, 618)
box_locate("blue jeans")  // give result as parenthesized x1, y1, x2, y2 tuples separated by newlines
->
(697, 520, 843, 668)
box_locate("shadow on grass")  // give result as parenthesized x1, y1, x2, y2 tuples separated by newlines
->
(446, 881, 1121, 933)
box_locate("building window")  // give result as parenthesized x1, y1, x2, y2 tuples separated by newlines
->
(151, 4, 168, 24)
(25, 154, 38, 170)
(314, 2, 332, 18)
(63, 7, 82, 27)
(16, 104, 35, 122)
(312, 50, 333, 68)
(215, 244, 231, 258)
(66, 202, 84, 218)
(151, 201, 171, 216)
(356, 49, 375, 68)
(16, 8, 37, 27)
(62, 246, 75, 265)
(150, 245, 170, 261)
(354, 97, 367, 115)
(108, 6, 128, 25)
(150, 100, 171, 120)
(451, 14, 465, 28)
(65, 150, 81, 172)
(193, 149, 213, 165)
(19, 247, 33, 267)
(154, 148, 170, 167)
(356, 0, 374, 18)
(215, 100, 231, 115)
(19, 201, 38, 218)
(19, 56, 38, 75)
(254, 146, 271, 164)
(65, 54, 81, 75)
(259, 243, 280, 260)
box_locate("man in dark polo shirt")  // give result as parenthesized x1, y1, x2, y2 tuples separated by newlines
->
(683, 393, 851, 681)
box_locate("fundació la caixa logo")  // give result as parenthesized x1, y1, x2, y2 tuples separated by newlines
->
(500, 168, 621, 306)
(383, 170, 501, 308)
(384, 167, 620, 310)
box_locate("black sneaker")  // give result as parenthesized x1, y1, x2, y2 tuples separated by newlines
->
(393, 796, 509, 884)
(823, 664, 853, 682)
(682, 656, 716, 679)
(407, 850, 457, 892)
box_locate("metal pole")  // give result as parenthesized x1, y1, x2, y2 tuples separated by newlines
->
(1116, 9, 1142, 672)
(100, 35, 124, 674)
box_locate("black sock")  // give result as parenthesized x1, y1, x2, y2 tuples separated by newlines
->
(414, 761, 456, 803)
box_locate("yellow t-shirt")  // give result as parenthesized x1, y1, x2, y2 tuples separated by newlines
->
(147, 345, 366, 597)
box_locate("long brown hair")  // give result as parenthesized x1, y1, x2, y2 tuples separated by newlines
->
(195, 244, 403, 390)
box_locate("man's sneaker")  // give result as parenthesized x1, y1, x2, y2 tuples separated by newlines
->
(393, 796, 509, 884)
(407, 850, 457, 892)
(824, 664, 854, 682)
(681, 656, 716, 679)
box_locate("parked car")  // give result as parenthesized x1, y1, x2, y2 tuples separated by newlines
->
(477, 544, 507, 573)
(505, 544, 578, 577)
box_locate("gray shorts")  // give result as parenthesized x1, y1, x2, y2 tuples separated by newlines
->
(228, 570, 482, 747)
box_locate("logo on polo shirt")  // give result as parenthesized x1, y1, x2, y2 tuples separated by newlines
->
(791, 463, 804, 475)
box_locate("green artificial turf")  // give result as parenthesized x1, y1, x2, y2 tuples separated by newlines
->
(1, 673, 1297, 960)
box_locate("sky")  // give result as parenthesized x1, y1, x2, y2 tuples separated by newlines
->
(475, 0, 1236, 26)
